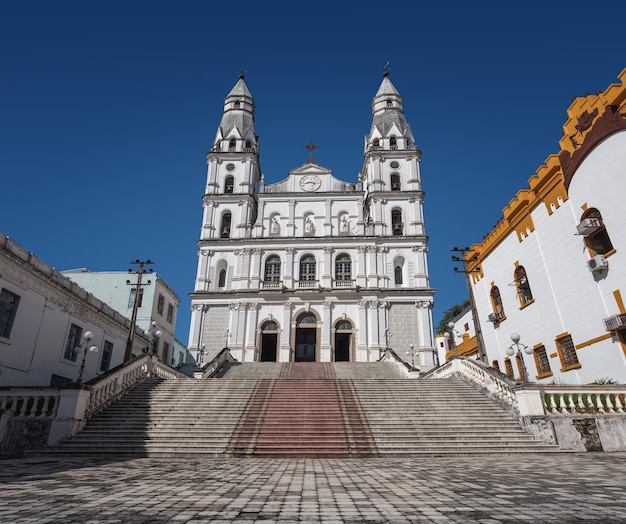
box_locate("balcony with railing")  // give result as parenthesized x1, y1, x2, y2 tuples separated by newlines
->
(262, 280, 282, 290)
(297, 279, 318, 289)
(333, 279, 356, 289)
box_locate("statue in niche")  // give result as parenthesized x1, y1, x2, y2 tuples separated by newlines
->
(270, 216, 280, 235)
(305, 217, 315, 235)
(339, 215, 350, 234)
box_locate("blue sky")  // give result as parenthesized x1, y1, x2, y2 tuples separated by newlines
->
(2, 1, 625, 343)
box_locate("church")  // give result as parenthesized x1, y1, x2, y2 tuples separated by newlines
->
(187, 72, 436, 368)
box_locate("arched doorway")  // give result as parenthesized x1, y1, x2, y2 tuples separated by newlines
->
(295, 312, 317, 362)
(260, 320, 279, 362)
(334, 319, 353, 362)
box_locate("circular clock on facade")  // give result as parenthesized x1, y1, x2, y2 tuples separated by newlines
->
(300, 175, 321, 192)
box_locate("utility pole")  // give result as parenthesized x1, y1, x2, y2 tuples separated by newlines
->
(451, 247, 487, 363)
(124, 259, 153, 361)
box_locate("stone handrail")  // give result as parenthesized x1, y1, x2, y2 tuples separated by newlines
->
(541, 386, 626, 415)
(428, 357, 520, 412)
(200, 348, 236, 379)
(379, 348, 419, 378)
(85, 353, 188, 416)
(0, 389, 60, 418)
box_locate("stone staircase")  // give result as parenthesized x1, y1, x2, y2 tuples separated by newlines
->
(32, 362, 561, 458)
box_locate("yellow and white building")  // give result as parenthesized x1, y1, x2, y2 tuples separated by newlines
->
(462, 68, 626, 384)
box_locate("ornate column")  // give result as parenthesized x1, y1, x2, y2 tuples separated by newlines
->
(241, 248, 252, 290)
(357, 246, 367, 288)
(366, 246, 378, 287)
(323, 246, 333, 287)
(201, 199, 217, 240)
(245, 302, 260, 362)
(284, 247, 295, 288)
(287, 199, 296, 236)
(254, 200, 265, 238)
(357, 300, 369, 362)
(321, 300, 333, 361)
(281, 300, 293, 362)
(250, 248, 262, 290)
(412, 245, 429, 287)
(415, 300, 435, 368)
(324, 198, 333, 236)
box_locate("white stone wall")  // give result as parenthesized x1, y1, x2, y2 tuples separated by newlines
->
(474, 131, 626, 384)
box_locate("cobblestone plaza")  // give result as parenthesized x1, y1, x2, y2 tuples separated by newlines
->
(1, 454, 626, 523)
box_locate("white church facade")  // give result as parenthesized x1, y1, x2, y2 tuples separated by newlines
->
(188, 73, 435, 368)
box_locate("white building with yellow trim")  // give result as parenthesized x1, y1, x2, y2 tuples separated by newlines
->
(462, 68, 626, 384)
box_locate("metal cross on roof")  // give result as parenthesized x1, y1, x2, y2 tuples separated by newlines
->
(302, 140, 319, 164)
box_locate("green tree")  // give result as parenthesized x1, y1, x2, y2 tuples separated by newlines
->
(436, 299, 470, 335)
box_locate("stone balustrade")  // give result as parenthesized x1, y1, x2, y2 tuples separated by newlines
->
(0, 390, 60, 418)
(542, 387, 626, 415)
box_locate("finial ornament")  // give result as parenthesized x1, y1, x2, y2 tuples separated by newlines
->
(302, 140, 319, 164)
(238, 71, 247, 79)
(382, 62, 390, 77)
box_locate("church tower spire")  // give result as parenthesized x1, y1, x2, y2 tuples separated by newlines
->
(201, 75, 260, 241)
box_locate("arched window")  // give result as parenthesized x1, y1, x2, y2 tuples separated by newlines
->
(386, 99, 393, 108)
(395, 265, 403, 285)
(391, 173, 401, 191)
(228, 138, 236, 151)
(389, 136, 397, 149)
(262, 321, 278, 331)
(392, 209, 403, 236)
(218, 268, 227, 288)
(297, 312, 317, 325)
(490, 285, 505, 321)
(580, 208, 613, 255)
(264, 255, 281, 283)
(372, 138, 380, 147)
(299, 255, 316, 282)
(221, 212, 232, 238)
(224, 176, 234, 194)
(335, 254, 352, 283)
(245, 140, 252, 149)
(514, 266, 533, 306)
(233, 101, 240, 108)
(336, 320, 352, 331)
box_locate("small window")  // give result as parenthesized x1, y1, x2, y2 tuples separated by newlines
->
(64, 323, 82, 362)
(225, 175, 234, 194)
(386, 99, 393, 108)
(0, 288, 20, 338)
(157, 294, 164, 315)
(391, 173, 401, 191)
(492, 360, 501, 372)
(490, 286, 505, 321)
(163, 342, 170, 364)
(581, 208, 613, 255)
(389, 136, 397, 149)
(264, 255, 281, 282)
(335, 254, 352, 282)
(221, 212, 232, 238)
(391, 209, 403, 236)
(99, 340, 113, 373)
(533, 345, 552, 376)
(245, 140, 252, 149)
(514, 266, 533, 306)
(394, 265, 403, 285)
(372, 138, 380, 147)
(128, 288, 143, 309)
(228, 138, 236, 151)
(556, 334, 580, 370)
(218, 268, 227, 288)
(234, 101, 240, 108)
(167, 304, 174, 323)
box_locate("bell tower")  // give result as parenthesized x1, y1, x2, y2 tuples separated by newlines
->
(201, 74, 260, 241)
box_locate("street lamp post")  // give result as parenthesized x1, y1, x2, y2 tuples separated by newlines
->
(506, 332, 533, 382)
(405, 343, 417, 369)
(144, 321, 162, 357)
(75, 331, 98, 384)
